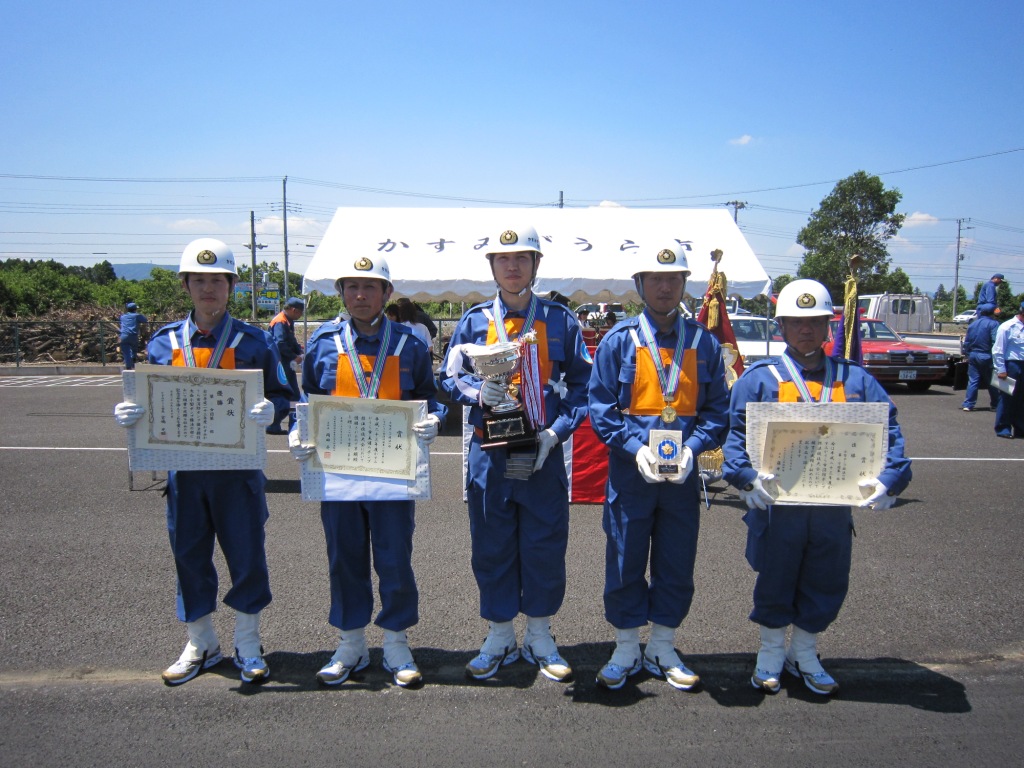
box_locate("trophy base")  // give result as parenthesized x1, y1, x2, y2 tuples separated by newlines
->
(480, 410, 537, 452)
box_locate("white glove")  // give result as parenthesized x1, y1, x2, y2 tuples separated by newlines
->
(412, 414, 441, 445)
(858, 478, 896, 510)
(114, 401, 145, 428)
(666, 446, 694, 484)
(248, 398, 275, 427)
(532, 428, 560, 473)
(738, 472, 777, 510)
(635, 445, 664, 484)
(479, 379, 508, 407)
(288, 427, 317, 462)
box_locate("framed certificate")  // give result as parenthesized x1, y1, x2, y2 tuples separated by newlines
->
(747, 401, 889, 506)
(122, 365, 266, 471)
(295, 399, 431, 502)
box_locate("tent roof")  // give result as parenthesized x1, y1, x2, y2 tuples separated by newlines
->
(302, 206, 772, 302)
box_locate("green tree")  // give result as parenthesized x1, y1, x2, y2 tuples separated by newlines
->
(796, 171, 906, 302)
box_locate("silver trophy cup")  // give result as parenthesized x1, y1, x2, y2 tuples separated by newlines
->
(464, 341, 522, 414)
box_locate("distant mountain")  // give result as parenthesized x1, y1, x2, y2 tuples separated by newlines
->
(114, 263, 175, 281)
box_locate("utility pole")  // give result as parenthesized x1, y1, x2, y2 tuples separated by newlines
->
(952, 217, 972, 319)
(282, 176, 290, 302)
(558, 190, 563, 209)
(725, 200, 747, 223)
(245, 211, 267, 321)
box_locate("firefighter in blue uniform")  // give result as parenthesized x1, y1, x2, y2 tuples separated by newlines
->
(723, 278, 912, 695)
(114, 238, 292, 685)
(289, 254, 447, 688)
(439, 224, 592, 683)
(588, 243, 730, 691)
(267, 296, 306, 433)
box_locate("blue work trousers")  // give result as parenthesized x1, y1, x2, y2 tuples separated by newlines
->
(165, 469, 272, 622)
(466, 439, 569, 622)
(602, 457, 701, 629)
(963, 353, 997, 410)
(995, 359, 1024, 437)
(120, 336, 139, 370)
(320, 500, 418, 632)
(743, 504, 852, 633)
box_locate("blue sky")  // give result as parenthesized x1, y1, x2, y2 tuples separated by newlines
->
(2, 0, 1022, 296)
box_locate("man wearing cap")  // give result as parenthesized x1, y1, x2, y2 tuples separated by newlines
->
(267, 296, 306, 433)
(992, 301, 1024, 438)
(961, 303, 1001, 412)
(289, 254, 447, 688)
(723, 278, 912, 696)
(112, 238, 292, 686)
(978, 273, 1004, 308)
(439, 224, 592, 683)
(588, 243, 730, 691)
(118, 301, 148, 370)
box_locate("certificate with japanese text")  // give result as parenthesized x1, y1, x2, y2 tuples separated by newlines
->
(122, 365, 266, 471)
(296, 399, 431, 502)
(747, 402, 888, 505)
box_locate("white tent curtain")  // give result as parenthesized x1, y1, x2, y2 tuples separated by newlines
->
(302, 206, 772, 302)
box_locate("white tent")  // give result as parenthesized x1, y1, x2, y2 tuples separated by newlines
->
(302, 206, 772, 302)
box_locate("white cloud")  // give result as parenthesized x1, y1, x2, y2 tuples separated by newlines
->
(729, 134, 754, 146)
(167, 218, 220, 231)
(903, 211, 939, 228)
(256, 215, 325, 238)
(595, 200, 625, 208)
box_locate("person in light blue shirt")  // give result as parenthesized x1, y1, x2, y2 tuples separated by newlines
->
(992, 301, 1024, 438)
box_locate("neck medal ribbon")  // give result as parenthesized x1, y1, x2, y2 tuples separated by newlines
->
(780, 353, 836, 403)
(343, 316, 393, 398)
(181, 314, 233, 369)
(637, 311, 687, 424)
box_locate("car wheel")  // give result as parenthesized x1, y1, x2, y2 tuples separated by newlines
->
(906, 381, 932, 392)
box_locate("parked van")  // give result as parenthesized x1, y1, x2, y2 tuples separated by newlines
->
(856, 293, 934, 333)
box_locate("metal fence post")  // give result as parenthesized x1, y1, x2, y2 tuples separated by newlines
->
(14, 322, 20, 368)
(98, 321, 107, 366)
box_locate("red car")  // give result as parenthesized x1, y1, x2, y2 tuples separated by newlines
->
(826, 317, 948, 392)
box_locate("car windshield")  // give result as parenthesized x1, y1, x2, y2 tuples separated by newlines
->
(830, 318, 902, 341)
(732, 318, 780, 341)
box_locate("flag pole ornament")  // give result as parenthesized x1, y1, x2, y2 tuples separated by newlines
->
(833, 253, 863, 364)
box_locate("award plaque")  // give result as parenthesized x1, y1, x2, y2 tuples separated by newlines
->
(464, 342, 538, 452)
(650, 429, 684, 478)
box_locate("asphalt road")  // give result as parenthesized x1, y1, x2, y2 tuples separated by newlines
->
(1, 377, 1023, 767)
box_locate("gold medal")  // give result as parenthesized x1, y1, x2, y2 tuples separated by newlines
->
(661, 405, 677, 423)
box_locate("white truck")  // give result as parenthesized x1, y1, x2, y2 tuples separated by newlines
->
(856, 293, 934, 333)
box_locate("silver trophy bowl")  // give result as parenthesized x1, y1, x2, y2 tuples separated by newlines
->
(464, 341, 522, 414)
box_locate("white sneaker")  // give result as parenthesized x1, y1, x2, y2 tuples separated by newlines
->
(465, 644, 519, 680)
(596, 657, 641, 690)
(233, 648, 270, 684)
(316, 656, 370, 686)
(161, 646, 223, 686)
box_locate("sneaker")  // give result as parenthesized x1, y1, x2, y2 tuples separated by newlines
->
(465, 644, 519, 680)
(316, 655, 370, 686)
(522, 644, 573, 682)
(962, 407, 974, 412)
(383, 658, 423, 688)
(233, 649, 270, 684)
(596, 658, 641, 690)
(751, 667, 782, 693)
(161, 646, 223, 686)
(643, 653, 700, 691)
(784, 657, 838, 695)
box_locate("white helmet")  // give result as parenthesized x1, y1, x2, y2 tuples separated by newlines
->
(484, 225, 543, 258)
(631, 244, 691, 282)
(775, 279, 834, 318)
(179, 238, 237, 276)
(333, 255, 392, 294)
